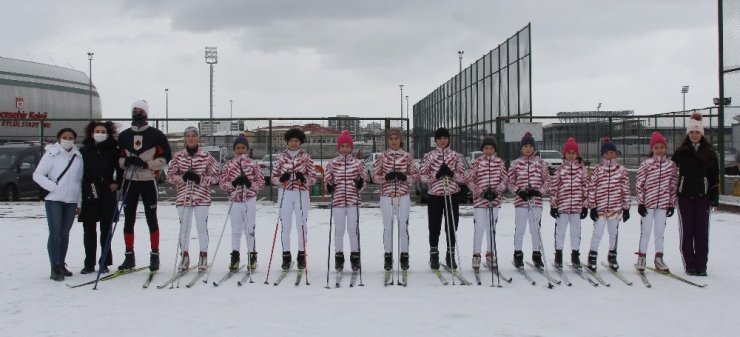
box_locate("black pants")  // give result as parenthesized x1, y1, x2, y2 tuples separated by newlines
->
(677, 196, 711, 272)
(122, 180, 159, 250)
(427, 193, 460, 251)
(83, 219, 112, 268)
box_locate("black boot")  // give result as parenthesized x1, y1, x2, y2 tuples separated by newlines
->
(587, 250, 598, 271)
(149, 251, 160, 272)
(532, 251, 544, 269)
(297, 251, 306, 269)
(60, 264, 73, 277)
(446, 249, 458, 270)
(384, 252, 393, 271)
(118, 250, 135, 270)
(607, 249, 619, 271)
(513, 250, 524, 269)
(571, 250, 582, 269)
(429, 247, 440, 270)
(249, 252, 258, 269)
(50, 265, 64, 281)
(229, 251, 240, 271)
(80, 266, 95, 274)
(554, 250, 563, 269)
(400, 252, 409, 271)
(281, 251, 292, 270)
(350, 252, 361, 271)
(335, 252, 345, 272)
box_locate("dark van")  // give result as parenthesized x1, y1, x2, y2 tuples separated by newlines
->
(0, 143, 44, 200)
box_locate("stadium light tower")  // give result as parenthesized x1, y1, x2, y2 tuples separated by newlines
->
(165, 88, 169, 134)
(681, 85, 689, 111)
(399, 84, 404, 119)
(87, 52, 94, 119)
(205, 47, 218, 145)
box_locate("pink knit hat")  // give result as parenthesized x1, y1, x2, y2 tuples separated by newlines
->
(562, 137, 579, 155)
(337, 130, 353, 149)
(649, 131, 667, 149)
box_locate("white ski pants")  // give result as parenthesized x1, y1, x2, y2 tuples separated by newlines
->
(278, 189, 309, 251)
(639, 209, 667, 254)
(177, 205, 209, 253)
(514, 207, 543, 251)
(473, 207, 499, 254)
(555, 213, 582, 251)
(333, 206, 359, 253)
(230, 198, 257, 252)
(380, 195, 410, 253)
(589, 218, 620, 251)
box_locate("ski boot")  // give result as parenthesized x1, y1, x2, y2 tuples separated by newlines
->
(118, 250, 135, 270)
(297, 251, 306, 269)
(400, 252, 409, 271)
(654, 252, 669, 272)
(429, 247, 440, 270)
(486, 252, 497, 269)
(149, 250, 160, 272)
(472, 253, 481, 271)
(197, 251, 208, 271)
(281, 251, 292, 270)
(571, 250, 582, 269)
(554, 249, 563, 269)
(384, 252, 393, 271)
(249, 252, 258, 270)
(587, 250, 598, 272)
(50, 265, 64, 281)
(635, 252, 646, 271)
(335, 252, 345, 272)
(513, 250, 524, 269)
(179, 251, 190, 271)
(229, 251, 240, 271)
(607, 250, 619, 271)
(350, 252, 361, 271)
(532, 251, 544, 269)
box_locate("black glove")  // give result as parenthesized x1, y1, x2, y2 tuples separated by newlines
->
(517, 189, 531, 201)
(385, 172, 397, 181)
(481, 189, 498, 201)
(638, 204, 648, 217)
(326, 183, 335, 194)
(550, 207, 560, 219)
(124, 156, 145, 168)
(622, 209, 630, 222)
(295, 172, 306, 185)
(435, 163, 454, 179)
(354, 178, 364, 190)
(580, 207, 588, 219)
(396, 172, 407, 182)
(590, 208, 598, 221)
(279, 172, 291, 183)
(666, 207, 674, 218)
(182, 171, 201, 185)
(231, 175, 250, 188)
(527, 188, 542, 198)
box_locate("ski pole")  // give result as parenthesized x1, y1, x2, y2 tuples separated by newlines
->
(264, 182, 288, 284)
(298, 183, 310, 285)
(324, 193, 334, 289)
(173, 181, 195, 289)
(441, 177, 456, 285)
(488, 200, 501, 287)
(395, 193, 401, 285)
(203, 201, 234, 284)
(356, 189, 364, 286)
(529, 199, 554, 289)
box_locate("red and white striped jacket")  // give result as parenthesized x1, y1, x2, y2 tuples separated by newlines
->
(324, 154, 367, 207)
(465, 154, 507, 208)
(420, 147, 465, 196)
(550, 160, 588, 214)
(167, 148, 220, 206)
(507, 155, 550, 208)
(219, 154, 265, 203)
(270, 148, 316, 191)
(636, 155, 678, 209)
(372, 149, 420, 197)
(587, 159, 631, 214)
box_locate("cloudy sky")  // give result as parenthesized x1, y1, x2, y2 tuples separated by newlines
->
(2, 0, 719, 121)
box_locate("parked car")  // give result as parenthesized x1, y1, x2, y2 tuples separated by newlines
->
(536, 150, 563, 174)
(260, 154, 280, 184)
(415, 156, 473, 203)
(466, 151, 483, 164)
(364, 152, 383, 184)
(0, 143, 44, 200)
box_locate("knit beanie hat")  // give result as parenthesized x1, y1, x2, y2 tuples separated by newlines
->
(387, 128, 402, 139)
(686, 112, 704, 135)
(520, 132, 536, 149)
(284, 128, 306, 144)
(337, 130, 354, 149)
(480, 136, 497, 151)
(600, 137, 617, 156)
(131, 100, 149, 116)
(183, 126, 199, 136)
(233, 132, 249, 149)
(649, 131, 667, 149)
(562, 137, 579, 155)
(434, 127, 450, 140)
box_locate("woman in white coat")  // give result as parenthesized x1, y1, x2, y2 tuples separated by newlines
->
(33, 128, 84, 281)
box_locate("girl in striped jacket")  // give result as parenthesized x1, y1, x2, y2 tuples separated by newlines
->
(549, 137, 589, 269)
(635, 132, 678, 272)
(420, 127, 466, 270)
(372, 129, 420, 272)
(324, 131, 367, 272)
(586, 138, 631, 272)
(507, 132, 550, 269)
(219, 134, 265, 271)
(271, 128, 316, 270)
(464, 136, 507, 271)
(167, 127, 220, 271)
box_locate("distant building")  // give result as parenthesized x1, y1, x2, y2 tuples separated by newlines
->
(328, 115, 361, 135)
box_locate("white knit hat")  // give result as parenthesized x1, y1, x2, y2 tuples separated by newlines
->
(686, 112, 704, 135)
(131, 100, 149, 116)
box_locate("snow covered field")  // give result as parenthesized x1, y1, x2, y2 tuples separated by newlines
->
(1, 201, 738, 337)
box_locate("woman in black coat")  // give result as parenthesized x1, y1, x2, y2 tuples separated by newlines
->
(671, 112, 719, 277)
(78, 121, 123, 274)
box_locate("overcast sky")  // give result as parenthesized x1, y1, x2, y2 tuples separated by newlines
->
(2, 0, 719, 121)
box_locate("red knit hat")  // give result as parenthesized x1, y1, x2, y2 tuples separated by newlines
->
(649, 131, 667, 149)
(337, 130, 353, 149)
(562, 137, 579, 155)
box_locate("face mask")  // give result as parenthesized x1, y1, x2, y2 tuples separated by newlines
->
(60, 139, 74, 150)
(132, 113, 147, 126)
(93, 133, 107, 143)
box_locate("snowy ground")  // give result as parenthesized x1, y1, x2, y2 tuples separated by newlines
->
(1, 200, 738, 337)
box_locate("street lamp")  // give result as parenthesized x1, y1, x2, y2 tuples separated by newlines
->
(399, 84, 404, 120)
(205, 46, 218, 145)
(87, 52, 93, 119)
(230, 99, 233, 119)
(458, 50, 464, 73)
(165, 88, 169, 134)
(681, 85, 689, 111)
(405, 95, 409, 129)
(597, 102, 602, 112)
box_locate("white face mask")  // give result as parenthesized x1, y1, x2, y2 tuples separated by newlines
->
(93, 133, 107, 143)
(59, 139, 75, 150)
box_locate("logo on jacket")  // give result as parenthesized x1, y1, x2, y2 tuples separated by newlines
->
(134, 135, 143, 151)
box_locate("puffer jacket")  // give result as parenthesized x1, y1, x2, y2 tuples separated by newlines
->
(33, 142, 83, 205)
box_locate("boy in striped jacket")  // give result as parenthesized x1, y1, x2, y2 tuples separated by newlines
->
(586, 137, 631, 272)
(219, 134, 265, 271)
(271, 128, 316, 270)
(166, 127, 220, 271)
(372, 129, 419, 271)
(324, 131, 367, 272)
(549, 137, 589, 269)
(635, 132, 678, 272)
(507, 132, 550, 269)
(464, 136, 507, 271)
(420, 127, 466, 270)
